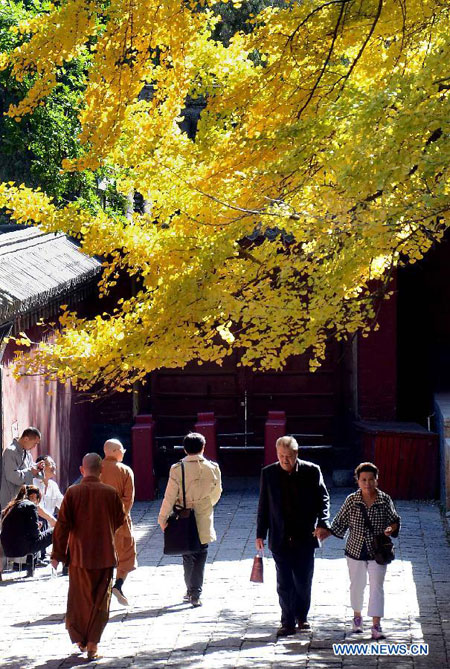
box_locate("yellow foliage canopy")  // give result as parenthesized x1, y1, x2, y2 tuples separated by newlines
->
(0, 0, 449, 390)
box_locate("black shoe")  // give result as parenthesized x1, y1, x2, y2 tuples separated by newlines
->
(183, 591, 191, 602)
(190, 596, 202, 608)
(112, 584, 129, 606)
(297, 620, 311, 631)
(276, 625, 296, 637)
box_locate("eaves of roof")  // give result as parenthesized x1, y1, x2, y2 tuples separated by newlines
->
(0, 227, 101, 325)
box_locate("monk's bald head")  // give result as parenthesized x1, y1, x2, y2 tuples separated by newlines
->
(104, 439, 122, 454)
(103, 438, 126, 462)
(81, 453, 102, 476)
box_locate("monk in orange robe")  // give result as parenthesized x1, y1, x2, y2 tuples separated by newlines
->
(51, 453, 125, 660)
(100, 438, 137, 606)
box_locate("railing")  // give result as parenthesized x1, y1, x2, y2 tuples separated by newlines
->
(155, 433, 261, 450)
(155, 432, 327, 449)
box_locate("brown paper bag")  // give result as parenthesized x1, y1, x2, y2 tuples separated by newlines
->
(250, 554, 264, 583)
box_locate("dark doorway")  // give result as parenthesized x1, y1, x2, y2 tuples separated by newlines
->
(397, 232, 450, 425)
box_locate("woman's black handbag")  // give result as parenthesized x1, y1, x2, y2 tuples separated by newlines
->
(361, 505, 395, 566)
(163, 461, 202, 556)
(372, 533, 395, 565)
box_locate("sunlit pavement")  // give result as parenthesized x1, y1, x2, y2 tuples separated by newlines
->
(0, 479, 449, 668)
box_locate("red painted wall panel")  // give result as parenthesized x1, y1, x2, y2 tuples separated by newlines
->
(362, 430, 438, 499)
(1, 335, 92, 492)
(358, 277, 397, 421)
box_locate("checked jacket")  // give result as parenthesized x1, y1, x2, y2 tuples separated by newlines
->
(330, 489, 400, 560)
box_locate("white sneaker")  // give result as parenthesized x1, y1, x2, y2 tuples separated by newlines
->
(352, 616, 363, 633)
(371, 624, 386, 640)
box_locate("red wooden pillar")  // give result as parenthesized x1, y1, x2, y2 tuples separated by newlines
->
(195, 412, 218, 461)
(264, 411, 286, 466)
(132, 414, 155, 500)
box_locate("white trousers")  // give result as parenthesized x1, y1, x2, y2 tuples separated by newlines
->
(346, 556, 387, 617)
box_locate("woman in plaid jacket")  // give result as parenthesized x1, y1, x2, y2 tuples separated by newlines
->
(325, 462, 400, 640)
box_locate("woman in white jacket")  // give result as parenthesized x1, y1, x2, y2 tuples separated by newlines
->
(158, 432, 222, 607)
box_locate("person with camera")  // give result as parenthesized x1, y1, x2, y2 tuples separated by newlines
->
(0, 427, 44, 511)
(320, 462, 400, 640)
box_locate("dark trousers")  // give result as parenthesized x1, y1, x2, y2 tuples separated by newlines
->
(182, 544, 208, 598)
(39, 519, 49, 558)
(30, 527, 53, 555)
(272, 543, 315, 627)
(4, 527, 53, 560)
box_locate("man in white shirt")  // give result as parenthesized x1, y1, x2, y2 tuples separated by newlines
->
(33, 455, 64, 562)
(33, 456, 64, 519)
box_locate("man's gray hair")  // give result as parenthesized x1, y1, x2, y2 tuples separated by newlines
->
(276, 436, 299, 451)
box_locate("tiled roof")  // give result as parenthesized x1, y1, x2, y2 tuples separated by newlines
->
(0, 227, 101, 324)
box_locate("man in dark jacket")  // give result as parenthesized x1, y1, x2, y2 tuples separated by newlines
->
(256, 436, 330, 637)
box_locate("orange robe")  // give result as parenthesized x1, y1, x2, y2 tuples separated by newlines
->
(52, 476, 125, 646)
(101, 457, 137, 579)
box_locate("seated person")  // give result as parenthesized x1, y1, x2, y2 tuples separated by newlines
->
(1, 485, 53, 576)
(33, 455, 64, 520)
(33, 455, 63, 563)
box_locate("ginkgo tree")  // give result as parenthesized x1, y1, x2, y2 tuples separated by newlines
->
(0, 0, 449, 391)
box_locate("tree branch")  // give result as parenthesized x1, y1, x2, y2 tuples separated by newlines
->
(296, 0, 347, 119)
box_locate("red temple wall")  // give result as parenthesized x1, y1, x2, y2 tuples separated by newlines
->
(357, 278, 397, 421)
(1, 332, 91, 491)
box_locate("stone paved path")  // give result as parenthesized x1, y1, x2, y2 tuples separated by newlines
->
(0, 479, 449, 668)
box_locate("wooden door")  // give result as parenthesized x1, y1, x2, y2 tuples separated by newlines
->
(150, 343, 341, 448)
